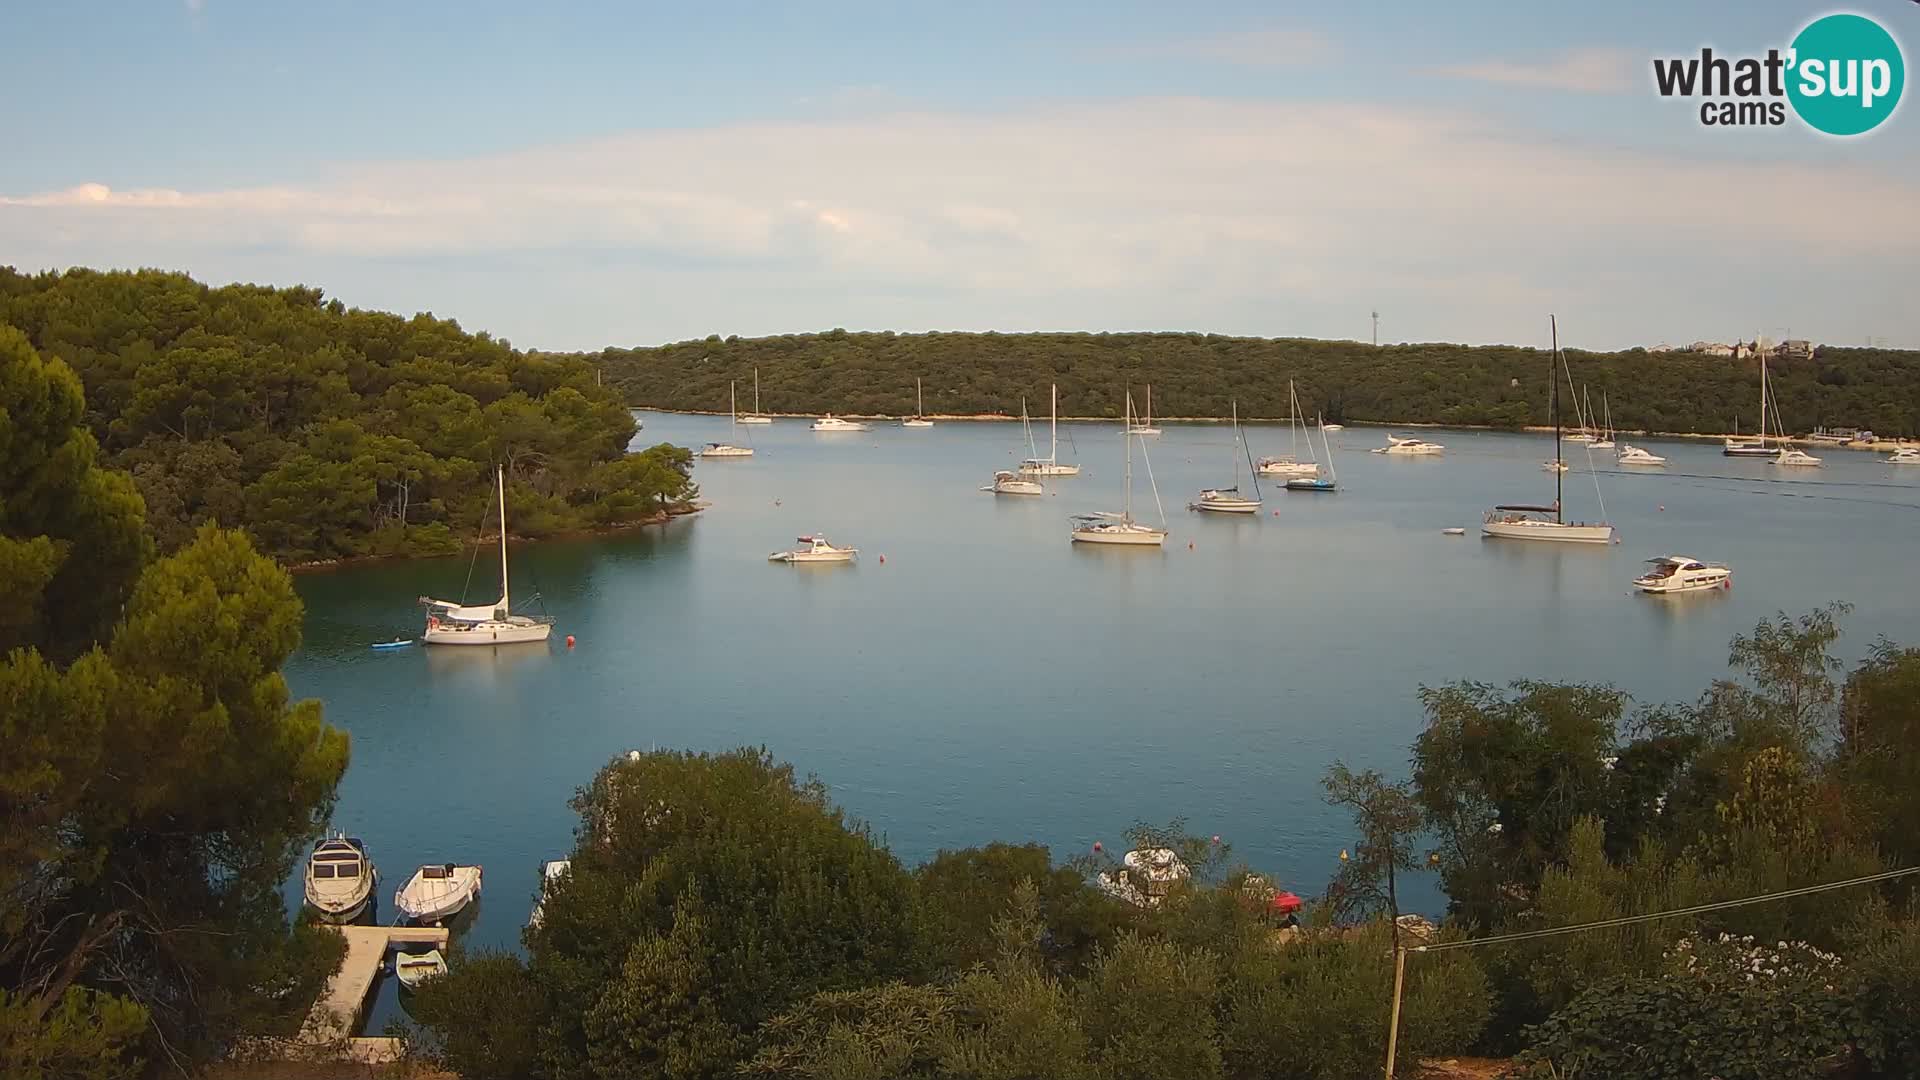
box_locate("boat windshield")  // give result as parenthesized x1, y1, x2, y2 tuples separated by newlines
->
(422, 865, 451, 879)
(312, 864, 336, 878)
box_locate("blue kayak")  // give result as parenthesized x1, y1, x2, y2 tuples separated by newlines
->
(371, 639, 416, 650)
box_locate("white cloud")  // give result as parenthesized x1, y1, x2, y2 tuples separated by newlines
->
(1091, 28, 1335, 66)
(1431, 47, 1638, 94)
(2, 97, 1913, 348)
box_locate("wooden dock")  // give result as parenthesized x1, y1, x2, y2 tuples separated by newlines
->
(299, 925, 449, 1048)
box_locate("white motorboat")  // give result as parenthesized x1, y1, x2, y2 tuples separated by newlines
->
(811, 415, 869, 432)
(1095, 848, 1191, 908)
(701, 381, 756, 457)
(393, 949, 448, 991)
(1482, 316, 1614, 545)
(303, 834, 377, 923)
(1888, 447, 1920, 464)
(1773, 447, 1823, 467)
(768, 535, 858, 563)
(421, 467, 555, 646)
(1127, 384, 1162, 435)
(1617, 444, 1667, 466)
(1073, 391, 1167, 546)
(528, 859, 570, 929)
(902, 378, 934, 427)
(1542, 460, 1569, 473)
(1322, 423, 1344, 432)
(985, 469, 1044, 496)
(1191, 399, 1262, 514)
(737, 368, 773, 424)
(1019, 384, 1080, 475)
(1633, 556, 1731, 594)
(1373, 437, 1444, 455)
(394, 863, 482, 925)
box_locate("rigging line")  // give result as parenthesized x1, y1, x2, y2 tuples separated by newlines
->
(1412, 865, 1920, 954)
(459, 470, 496, 604)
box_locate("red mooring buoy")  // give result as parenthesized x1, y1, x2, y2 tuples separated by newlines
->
(1093, 841, 1103, 853)
(565, 635, 576, 648)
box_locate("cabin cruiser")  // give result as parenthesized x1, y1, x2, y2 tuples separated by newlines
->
(1633, 556, 1731, 594)
(1256, 456, 1319, 477)
(1373, 437, 1444, 455)
(1616, 444, 1667, 466)
(985, 470, 1044, 496)
(1189, 487, 1261, 514)
(394, 863, 482, 925)
(1096, 848, 1191, 908)
(528, 859, 570, 929)
(304, 835, 377, 923)
(1772, 448, 1823, 467)
(699, 442, 753, 458)
(393, 949, 447, 991)
(810, 415, 869, 432)
(1888, 447, 1920, 465)
(767, 535, 858, 563)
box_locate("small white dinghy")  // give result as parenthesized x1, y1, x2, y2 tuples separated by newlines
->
(394, 863, 482, 925)
(304, 834, 377, 923)
(768, 535, 858, 563)
(393, 948, 448, 991)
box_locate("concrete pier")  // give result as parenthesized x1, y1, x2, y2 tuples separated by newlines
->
(298, 925, 449, 1051)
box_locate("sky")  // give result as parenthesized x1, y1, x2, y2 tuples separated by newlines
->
(2, 0, 1917, 352)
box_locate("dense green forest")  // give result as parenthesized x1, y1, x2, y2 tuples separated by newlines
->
(588, 330, 1920, 438)
(0, 268, 697, 564)
(405, 607, 1920, 1080)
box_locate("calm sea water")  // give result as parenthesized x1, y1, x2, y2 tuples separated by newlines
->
(285, 411, 1920, 1027)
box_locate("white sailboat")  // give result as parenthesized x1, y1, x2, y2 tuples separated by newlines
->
(700, 381, 754, 457)
(988, 398, 1045, 494)
(737, 368, 773, 424)
(1765, 385, 1820, 467)
(421, 468, 555, 645)
(1072, 392, 1167, 546)
(1190, 399, 1262, 513)
(1128, 385, 1162, 435)
(1591, 392, 1615, 450)
(902, 378, 934, 427)
(1482, 316, 1615, 545)
(1725, 351, 1782, 457)
(1285, 414, 1339, 492)
(1258, 381, 1321, 476)
(1019, 384, 1080, 475)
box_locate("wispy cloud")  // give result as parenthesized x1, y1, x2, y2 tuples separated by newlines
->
(1091, 28, 1336, 67)
(1431, 47, 1637, 94)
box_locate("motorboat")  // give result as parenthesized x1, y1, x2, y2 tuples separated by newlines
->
(985, 470, 1044, 496)
(1633, 556, 1731, 594)
(1322, 423, 1344, 432)
(1257, 457, 1318, 476)
(393, 949, 448, 991)
(1542, 460, 1568, 473)
(1888, 447, 1920, 464)
(304, 835, 377, 923)
(421, 467, 555, 646)
(1191, 399, 1262, 514)
(1127, 384, 1162, 435)
(737, 368, 773, 424)
(1019, 384, 1080, 475)
(394, 863, 482, 925)
(1617, 444, 1667, 466)
(1772, 448, 1823, 467)
(1072, 391, 1167, 546)
(1373, 437, 1444, 455)
(1562, 432, 1594, 444)
(768, 535, 858, 563)
(700, 381, 756, 457)
(528, 859, 570, 929)
(1482, 316, 1614, 545)
(902, 378, 934, 427)
(811, 415, 869, 432)
(1095, 848, 1192, 908)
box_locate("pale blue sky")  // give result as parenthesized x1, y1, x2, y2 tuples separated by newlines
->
(2, 1, 1916, 350)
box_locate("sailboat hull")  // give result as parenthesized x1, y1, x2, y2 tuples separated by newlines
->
(1481, 519, 1614, 544)
(1071, 524, 1167, 545)
(424, 621, 554, 645)
(1019, 462, 1080, 476)
(736, 416, 772, 425)
(1190, 497, 1261, 514)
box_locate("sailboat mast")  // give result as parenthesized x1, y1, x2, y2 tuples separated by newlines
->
(1551, 317, 1563, 522)
(1146, 385, 1152, 427)
(1758, 353, 1769, 447)
(1050, 384, 1059, 463)
(916, 377, 923, 418)
(730, 381, 737, 428)
(497, 465, 510, 612)
(1123, 392, 1134, 522)
(753, 369, 761, 414)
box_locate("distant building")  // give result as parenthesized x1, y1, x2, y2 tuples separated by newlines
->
(1777, 339, 1814, 359)
(1689, 341, 1735, 357)
(1647, 342, 1674, 353)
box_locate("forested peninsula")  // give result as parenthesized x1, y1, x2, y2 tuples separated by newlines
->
(589, 330, 1920, 438)
(0, 268, 697, 565)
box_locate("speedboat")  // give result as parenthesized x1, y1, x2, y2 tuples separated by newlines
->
(1095, 848, 1191, 908)
(393, 949, 448, 991)
(985, 470, 1043, 496)
(1070, 513, 1166, 546)
(304, 835, 377, 923)
(1617, 444, 1667, 466)
(1889, 447, 1920, 465)
(394, 863, 482, 925)
(1773, 448, 1822, 467)
(767, 535, 858, 563)
(810, 415, 869, 432)
(1542, 460, 1568, 473)
(1189, 487, 1261, 514)
(528, 859, 570, 929)
(1633, 556, 1731, 594)
(699, 442, 753, 458)
(1256, 456, 1319, 477)
(1373, 438, 1444, 455)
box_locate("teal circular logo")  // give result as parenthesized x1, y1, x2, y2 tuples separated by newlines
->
(1787, 13, 1904, 136)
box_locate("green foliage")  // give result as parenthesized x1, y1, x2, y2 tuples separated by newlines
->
(1846, 914, 1920, 1077)
(588, 330, 1920, 436)
(1320, 763, 1424, 933)
(0, 987, 148, 1080)
(0, 268, 694, 564)
(405, 951, 545, 1080)
(914, 843, 1132, 976)
(1078, 932, 1223, 1080)
(1834, 642, 1920, 871)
